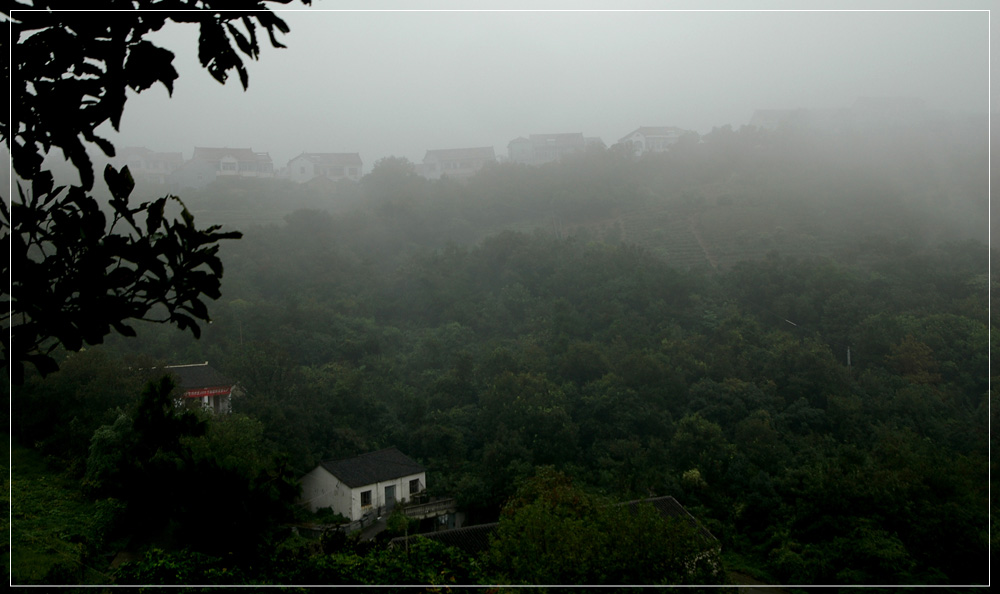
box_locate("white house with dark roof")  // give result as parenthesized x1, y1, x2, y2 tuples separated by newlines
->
(190, 147, 274, 178)
(287, 152, 363, 183)
(618, 126, 693, 156)
(507, 133, 602, 165)
(420, 147, 496, 179)
(165, 362, 238, 414)
(299, 447, 426, 520)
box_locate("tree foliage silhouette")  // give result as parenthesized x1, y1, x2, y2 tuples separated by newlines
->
(3, 1, 310, 382)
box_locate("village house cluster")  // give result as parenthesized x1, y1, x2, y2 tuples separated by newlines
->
(112, 98, 937, 191)
(110, 125, 696, 190)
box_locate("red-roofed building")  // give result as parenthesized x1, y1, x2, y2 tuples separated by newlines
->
(165, 362, 238, 414)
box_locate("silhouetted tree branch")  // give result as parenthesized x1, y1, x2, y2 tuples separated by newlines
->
(3, 1, 311, 382)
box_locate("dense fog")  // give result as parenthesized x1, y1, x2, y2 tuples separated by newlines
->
(8, 2, 992, 588)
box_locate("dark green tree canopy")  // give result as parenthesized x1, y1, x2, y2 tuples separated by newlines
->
(3, 1, 310, 382)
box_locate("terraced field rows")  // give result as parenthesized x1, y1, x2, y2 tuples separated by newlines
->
(619, 203, 712, 270)
(616, 199, 852, 271)
(698, 204, 846, 267)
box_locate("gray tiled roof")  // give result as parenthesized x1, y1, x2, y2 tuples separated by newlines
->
(423, 147, 496, 162)
(320, 447, 425, 488)
(164, 363, 233, 390)
(389, 496, 716, 556)
(192, 146, 271, 163)
(293, 152, 363, 167)
(622, 496, 718, 545)
(618, 126, 688, 142)
(528, 133, 585, 146)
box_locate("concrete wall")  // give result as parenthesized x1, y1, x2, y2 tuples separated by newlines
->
(301, 468, 427, 521)
(349, 471, 426, 520)
(288, 156, 315, 183)
(299, 466, 353, 517)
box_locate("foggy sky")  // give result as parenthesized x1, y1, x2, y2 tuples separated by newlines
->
(89, 1, 992, 171)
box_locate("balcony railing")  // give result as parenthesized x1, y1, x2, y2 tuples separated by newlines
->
(399, 497, 457, 519)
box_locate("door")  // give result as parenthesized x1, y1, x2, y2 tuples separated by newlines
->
(384, 485, 396, 511)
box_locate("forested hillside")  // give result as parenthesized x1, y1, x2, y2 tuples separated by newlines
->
(11, 120, 992, 586)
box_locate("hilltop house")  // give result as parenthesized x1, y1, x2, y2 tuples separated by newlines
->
(420, 147, 496, 179)
(618, 126, 693, 156)
(165, 362, 238, 414)
(299, 447, 426, 520)
(190, 147, 274, 178)
(287, 152, 363, 183)
(111, 146, 184, 185)
(507, 133, 603, 165)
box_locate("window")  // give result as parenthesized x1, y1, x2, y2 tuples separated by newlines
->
(361, 490, 372, 507)
(409, 479, 421, 495)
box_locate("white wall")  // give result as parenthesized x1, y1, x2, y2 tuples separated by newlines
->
(299, 466, 353, 517)
(301, 468, 427, 521)
(288, 156, 315, 183)
(347, 471, 427, 520)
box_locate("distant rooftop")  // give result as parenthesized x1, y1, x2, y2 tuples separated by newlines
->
(164, 362, 233, 390)
(528, 133, 585, 146)
(292, 152, 363, 167)
(192, 147, 272, 163)
(618, 126, 689, 142)
(423, 147, 496, 161)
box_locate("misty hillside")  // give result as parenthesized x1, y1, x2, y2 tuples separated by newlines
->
(14, 106, 991, 588)
(156, 113, 987, 274)
(10, 3, 992, 588)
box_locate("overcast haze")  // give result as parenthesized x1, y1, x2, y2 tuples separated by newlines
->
(92, 2, 991, 170)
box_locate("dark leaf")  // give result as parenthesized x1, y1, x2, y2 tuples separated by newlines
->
(104, 164, 136, 202)
(125, 40, 178, 94)
(31, 170, 54, 199)
(145, 197, 166, 236)
(226, 22, 254, 56)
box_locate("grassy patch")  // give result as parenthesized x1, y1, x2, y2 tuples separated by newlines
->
(9, 443, 114, 585)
